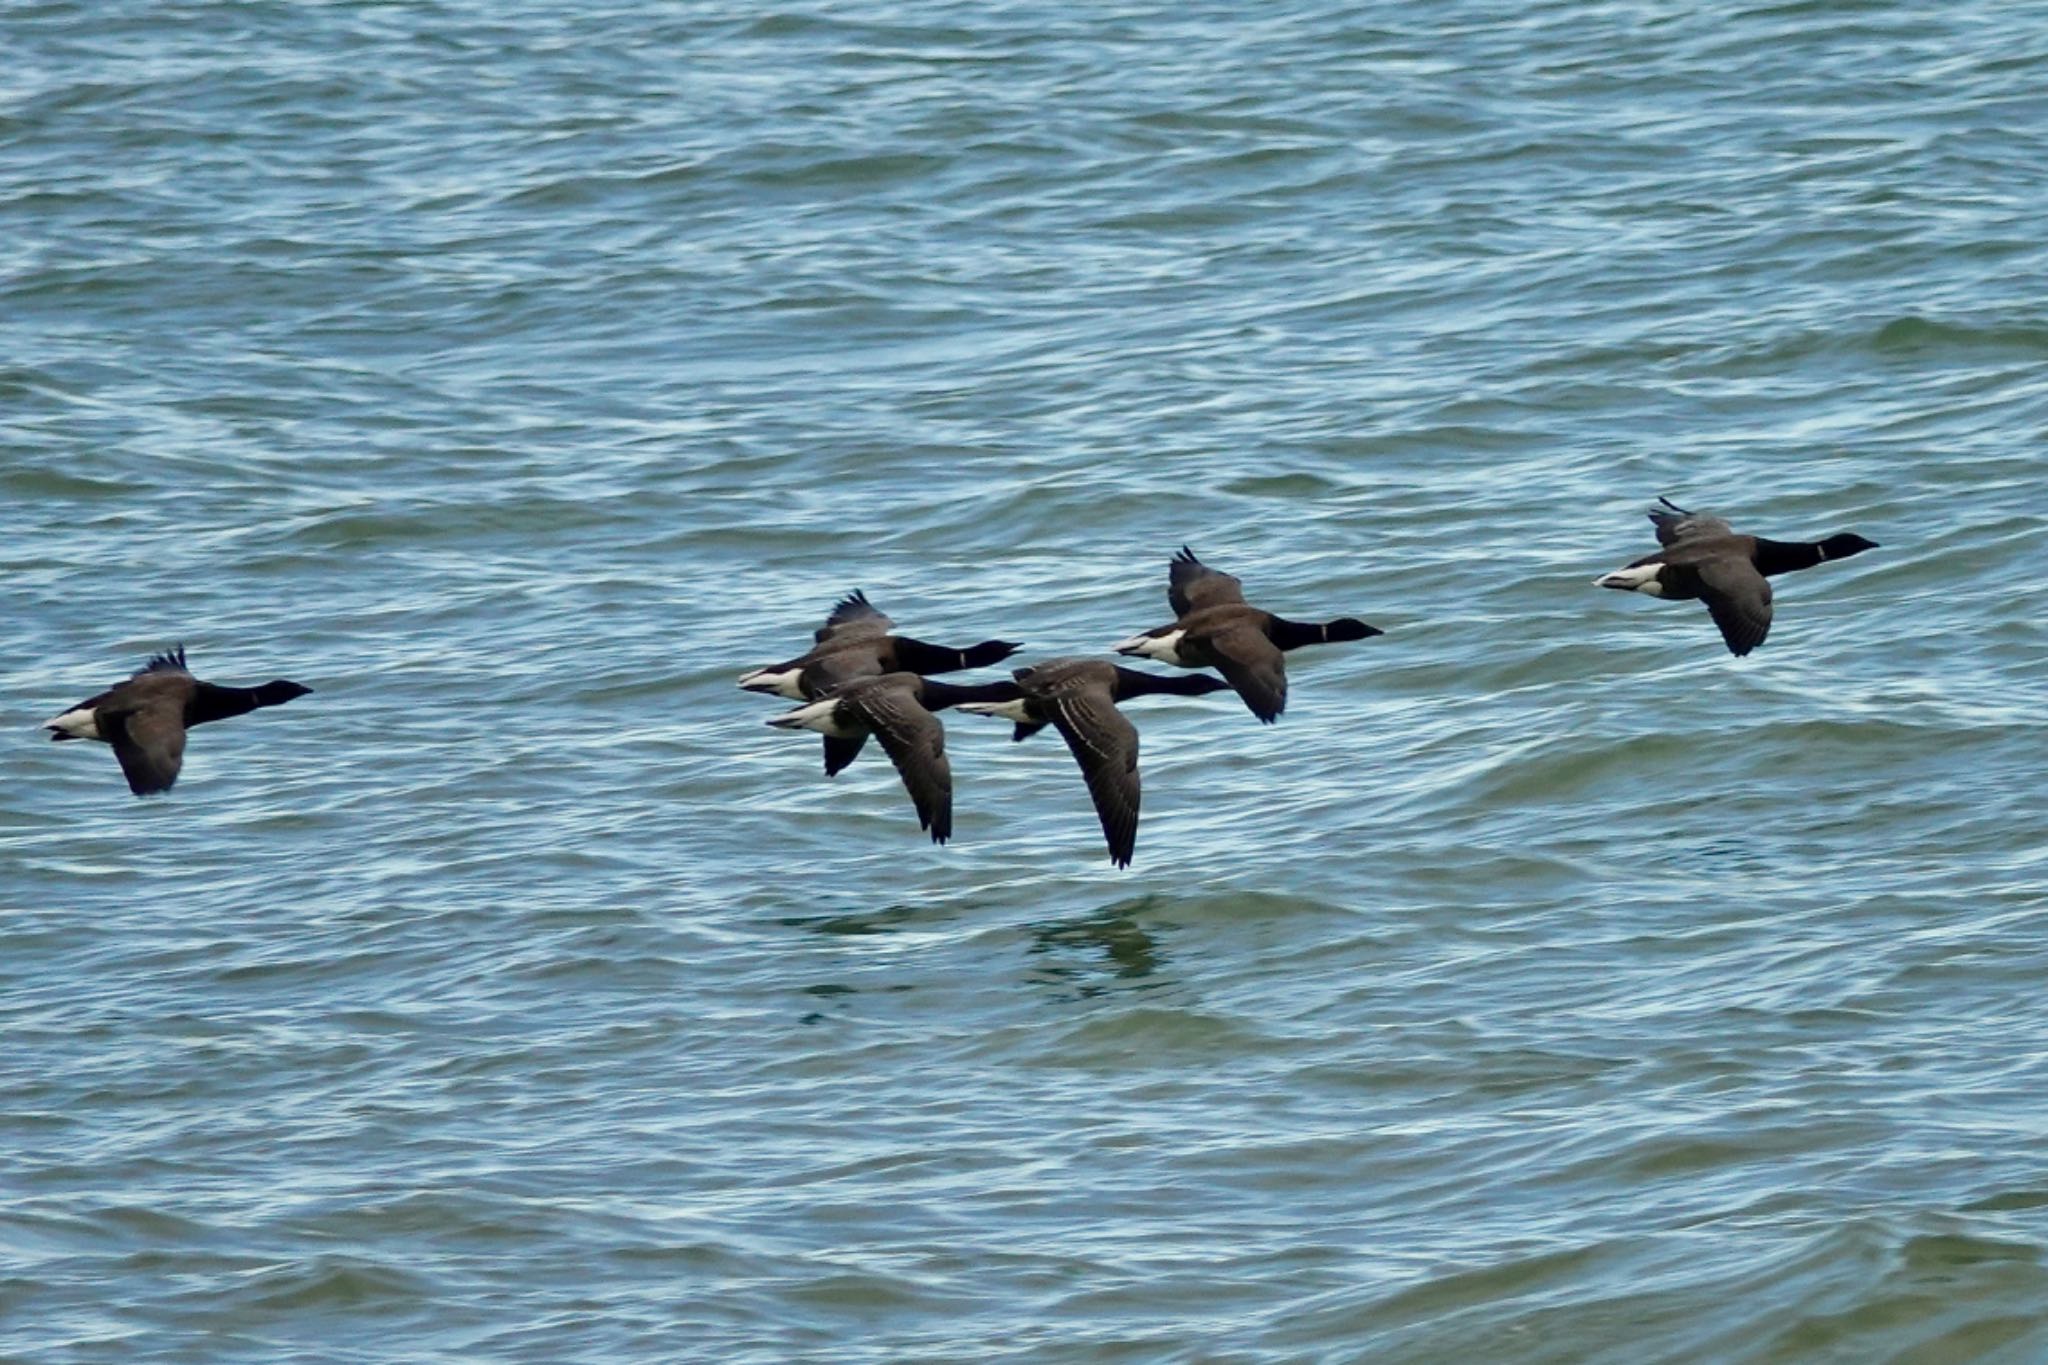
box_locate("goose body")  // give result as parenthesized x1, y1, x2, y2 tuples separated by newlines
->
(766, 672, 1022, 844)
(1113, 548, 1382, 723)
(1595, 498, 1878, 656)
(44, 647, 313, 796)
(738, 590, 1021, 700)
(959, 658, 1230, 868)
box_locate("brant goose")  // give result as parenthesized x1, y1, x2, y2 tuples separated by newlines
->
(738, 590, 1021, 700)
(1113, 548, 1382, 723)
(44, 646, 313, 796)
(958, 658, 1231, 868)
(766, 672, 1024, 844)
(1594, 497, 1878, 656)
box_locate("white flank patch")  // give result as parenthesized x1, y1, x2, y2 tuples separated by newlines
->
(737, 667, 805, 698)
(767, 698, 859, 737)
(1113, 629, 1186, 663)
(1594, 565, 1666, 597)
(44, 708, 101, 740)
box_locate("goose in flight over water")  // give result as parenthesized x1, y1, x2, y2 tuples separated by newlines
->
(1595, 497, 1877, 656)
(768, 672, 1024, 844)
(44, 646, 313, 796)
(960, 658, 1231, 868)
(1113, 548, 1382, 723)
(738, 590, 1021, 700)
(742, 589, 1023, 776)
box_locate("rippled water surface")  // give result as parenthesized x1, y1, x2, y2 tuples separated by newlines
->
(5, 1, 2047, 1359)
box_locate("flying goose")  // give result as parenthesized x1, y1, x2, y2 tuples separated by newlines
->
(1595, 497, 1878, 656)
(738, 590, 1021, 700)
(44, 646, 313, 796)
(767, 672, 1023, 844)
(1113, 548, 1382, 723)
(959, 658, 1231, 868)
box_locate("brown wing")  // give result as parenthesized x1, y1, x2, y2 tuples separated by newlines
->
(1168, 547, 1246, 617)
(1695, 556, 1773, 657)
(1649, 499, 1734, 547)
(101, 701, 188, 796)
(815, 590, 892, 643)
(801, 645, 887, 698)
(841, 684, 951, 843)
(1044, 682, 1141, 868)
(1204, 623, 1288, 723)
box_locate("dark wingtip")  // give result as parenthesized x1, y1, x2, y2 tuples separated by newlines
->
(144, 644, 188, 673)
(829, 588, 872, 615)
(1174, 545, 1200, 565)
(1238, 689, 1283, 724)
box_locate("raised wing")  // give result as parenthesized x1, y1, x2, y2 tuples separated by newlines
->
(1044, 681, 1141, 868)
(136, 645, 191, 676)
(1695, 556, 1773, 657)
(815, 590, 893, 643)
(1206, 623, 1288, 723)
(101, 702, 188, 795)
(843, 684, 952, 843)
(1649, 497, 1733, 547)
(1168, 547, 1245, 617)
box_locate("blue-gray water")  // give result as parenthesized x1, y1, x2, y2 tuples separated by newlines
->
(5, 2, 2047, 1360)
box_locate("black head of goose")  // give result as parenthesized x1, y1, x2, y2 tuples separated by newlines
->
(766, 672, 1023, 845)
(1112, 547, 1382, 723)
(44, 646, 313, 796)
(738, 590, 1022, 700)
(1594, 497, 1879, 656)
(957, 658, 1231, 869)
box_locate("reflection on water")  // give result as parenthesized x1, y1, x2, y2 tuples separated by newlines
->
(781, 904, 933, 937)
(1028, 896, 1169, 998)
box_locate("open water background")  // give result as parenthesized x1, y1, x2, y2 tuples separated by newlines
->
(3, 1, 2046, 1359)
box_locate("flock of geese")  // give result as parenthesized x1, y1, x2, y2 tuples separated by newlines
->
(42, 500, 1877, 866)
(742, 545, 1380, 866)
(736, 500, 1878, 866)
